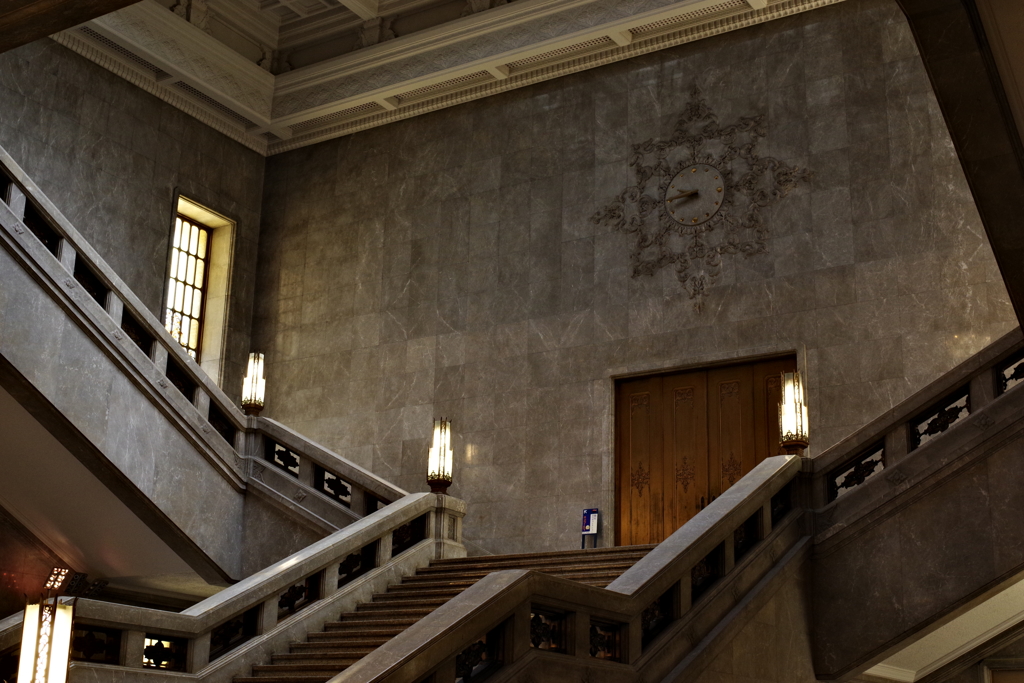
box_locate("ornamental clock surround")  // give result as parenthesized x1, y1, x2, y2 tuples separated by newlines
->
(592, 86, 811, 311)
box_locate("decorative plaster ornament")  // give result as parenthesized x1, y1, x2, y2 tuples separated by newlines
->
(592, 86, 811, 311)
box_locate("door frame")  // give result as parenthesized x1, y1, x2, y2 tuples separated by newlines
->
(606, 349, 807, 547)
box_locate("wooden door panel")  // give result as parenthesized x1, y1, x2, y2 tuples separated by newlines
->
(663, 373, 708, 532)
(615, 377, 662, 546)
(708, 364, 755, 497)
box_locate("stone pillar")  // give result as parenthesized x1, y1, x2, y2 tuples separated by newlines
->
(5, 183, 26, 219)
(122, 630, 146, 668)
(260, 596, 279, 634)
(106, 295, 124, 327)
(188, 632, 210, 673)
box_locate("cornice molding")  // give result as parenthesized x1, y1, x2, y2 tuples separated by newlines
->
(55, 0, 846, 156)
(91, 0, 275, 120)
(51, 30, 269, 154)
(268, 0, 844, 153)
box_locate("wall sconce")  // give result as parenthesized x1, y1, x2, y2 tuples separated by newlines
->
(426, 418, 453, 494)
(241, 352, 266, 416)
(779, 371, 809, 455)
(18, 568, 75, 683)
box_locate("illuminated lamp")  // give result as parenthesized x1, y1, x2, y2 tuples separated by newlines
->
(779, 371, 809, 455)
(241, 352, 266, 416)
(18, 568, 75, 683)
(426, 418, 454, 494)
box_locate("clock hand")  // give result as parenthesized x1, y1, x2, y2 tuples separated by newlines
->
(667, 189, 699, 202)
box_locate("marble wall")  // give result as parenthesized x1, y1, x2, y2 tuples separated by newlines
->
(254, 0, 1017, 554)
(0, 40, 265, 399)
(693, 561, 817, 683)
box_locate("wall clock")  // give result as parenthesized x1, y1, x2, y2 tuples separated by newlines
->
(591, 86, 811, 311)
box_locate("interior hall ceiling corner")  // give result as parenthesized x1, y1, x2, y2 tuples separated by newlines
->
(47, 0, 845, 156)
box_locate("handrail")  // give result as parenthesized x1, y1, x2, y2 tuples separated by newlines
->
(331, 455, 803, 683)
(0, 144, 403, 531)
(809, 326, 1024, 513)
(0, 493, 466, 674)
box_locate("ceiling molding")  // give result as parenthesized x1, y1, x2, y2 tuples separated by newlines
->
(211, 0, 281, 49)
(90, 1, 275, 121)
(56, 0, 845, 156)
(51, 29, 270, 154)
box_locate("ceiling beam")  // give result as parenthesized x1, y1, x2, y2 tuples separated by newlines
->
(0, 0, 139, 53)
(341, 0, 379, 21)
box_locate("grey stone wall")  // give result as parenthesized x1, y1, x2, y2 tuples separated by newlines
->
(0, 40, 265, 400)
(254, 0, 1016, 554)
(693, 561, 817, 683)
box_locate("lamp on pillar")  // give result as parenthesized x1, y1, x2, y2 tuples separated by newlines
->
(779, 371, 809, 455)
(426, 418, 453, 494)
(18, 568, 75, 683)
(241, 352, 266, 416)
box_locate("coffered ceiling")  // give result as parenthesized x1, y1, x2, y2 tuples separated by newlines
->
(52, 0, 845, 155)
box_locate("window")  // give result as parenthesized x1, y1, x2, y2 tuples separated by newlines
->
(165, 215, 211, 359)
(163, 194, 236, 385)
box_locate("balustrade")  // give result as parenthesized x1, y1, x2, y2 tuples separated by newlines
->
(328, 455, 802, 683)
(0, 150, 403, 533)
(0, 493, 465, 676)
(816, 329, 1024, 506)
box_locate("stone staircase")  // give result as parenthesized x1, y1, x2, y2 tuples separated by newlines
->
(235, 545, 656, 683)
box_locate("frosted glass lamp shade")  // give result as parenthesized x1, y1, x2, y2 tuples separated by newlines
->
(18, 596, 75, 683)
(779, 371, 809, 454)
(427, 418, 453, 494)
(241, 352, 266, 415)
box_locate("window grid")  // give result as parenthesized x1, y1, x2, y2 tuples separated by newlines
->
(164, 216, 210, 359)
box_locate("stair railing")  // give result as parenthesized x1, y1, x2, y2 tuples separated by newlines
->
(0, 492, 465, 678)
(329, 454, 804, 683)
(809, 326, 1024, 537)
(0, 145, 403, 530)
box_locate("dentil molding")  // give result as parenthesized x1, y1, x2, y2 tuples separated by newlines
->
(55, 0, 846, 156)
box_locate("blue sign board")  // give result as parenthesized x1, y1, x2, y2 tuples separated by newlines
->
(582, 508, 599, 535)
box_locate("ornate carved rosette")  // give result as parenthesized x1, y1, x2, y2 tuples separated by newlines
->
(592, 86, 811, 310)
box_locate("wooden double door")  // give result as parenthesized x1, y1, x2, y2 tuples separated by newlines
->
(615, 357, 796, 546)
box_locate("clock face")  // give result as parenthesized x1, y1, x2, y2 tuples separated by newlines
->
(664, 164, 725, 226)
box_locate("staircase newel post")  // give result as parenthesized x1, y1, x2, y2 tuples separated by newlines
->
(242, 416, 264, 460)
(188, 632, 211, 673)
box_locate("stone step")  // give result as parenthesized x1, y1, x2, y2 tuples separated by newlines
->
(414, 559, 641, 575)
(235, 676, 336, 683)
(310, 625, 406, 638)
(326, 615, 425, 629)
(375, 586, 465, 600)
(428, 545, 656, 567)
(354, 599, 447, 611)
(272, 652, 373, 663)
(290, 639, 389, 651)
(253, 663, 354, 673)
